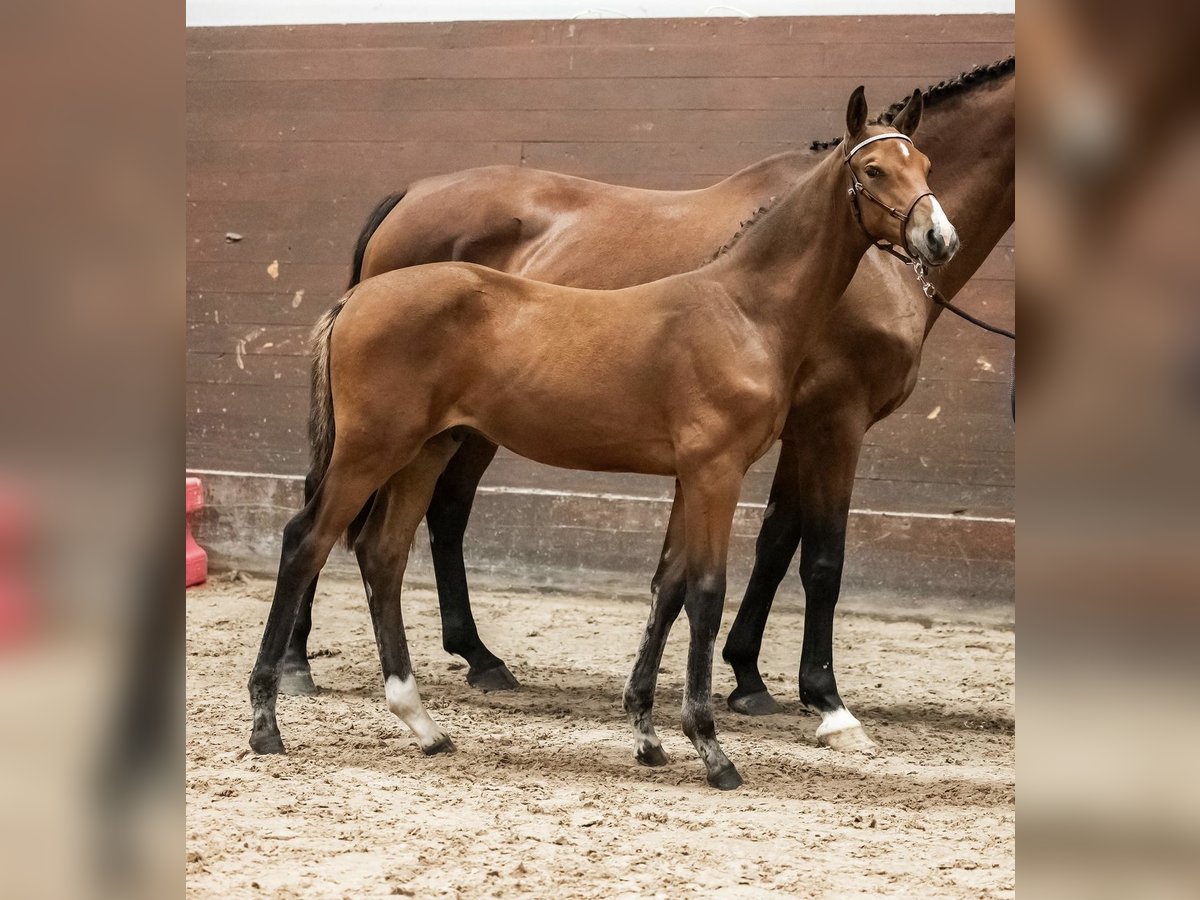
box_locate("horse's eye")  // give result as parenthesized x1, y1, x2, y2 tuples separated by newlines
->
(865, 166, 882, 178)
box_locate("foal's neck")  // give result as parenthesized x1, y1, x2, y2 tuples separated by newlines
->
(711, 150, 812, 202)
(707, 147, 870, 354)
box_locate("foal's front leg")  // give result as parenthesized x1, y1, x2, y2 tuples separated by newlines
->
(677, 467, 744, 789)
(624, 484, 687, 767)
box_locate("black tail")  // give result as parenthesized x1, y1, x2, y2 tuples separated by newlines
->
(348, 189, 407, 289)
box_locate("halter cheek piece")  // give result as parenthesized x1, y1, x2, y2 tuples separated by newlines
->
(843, 132, 936, 264)
(842, 132, 1016, 342)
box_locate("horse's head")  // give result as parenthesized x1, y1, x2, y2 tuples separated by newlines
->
(842, 87, 959, 268)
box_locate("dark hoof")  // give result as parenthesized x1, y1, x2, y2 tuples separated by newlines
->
(279, 668, 319, 696)
(249, 730, 285, 755)
(422, 735, 457, 756)
(707, 764, 744, 791)
(636, 745, 670, 767)
(728, 689, 781, 716)
(467, 662, 520, 693)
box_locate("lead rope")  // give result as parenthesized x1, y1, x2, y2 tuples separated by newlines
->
(912, 261, 1016, 341)
(872, 243, 1016, 341)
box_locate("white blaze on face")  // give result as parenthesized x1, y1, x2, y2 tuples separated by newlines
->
(928, 196, 955, 248)
(385, 674, 447, 750)
(908, 194, 958, 263)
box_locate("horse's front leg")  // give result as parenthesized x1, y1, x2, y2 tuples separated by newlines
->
(678, 464, 745, 790)
(723, 439, 804, 715)
(791, 419, 878, 755)
(423, 434, 519, 692)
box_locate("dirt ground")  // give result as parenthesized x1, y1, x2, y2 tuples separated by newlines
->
(186, 574, 1014, 898)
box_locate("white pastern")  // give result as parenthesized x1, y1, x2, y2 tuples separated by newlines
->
(815, 707, 863, 739)
(385, 674, 446, 749)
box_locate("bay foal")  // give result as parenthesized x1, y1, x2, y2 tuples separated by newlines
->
(249, 88, 957, 789)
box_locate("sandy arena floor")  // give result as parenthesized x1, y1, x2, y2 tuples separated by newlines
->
(186, 574, 1014, 898)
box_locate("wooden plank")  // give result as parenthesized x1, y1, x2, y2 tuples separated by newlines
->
(187, 41, 1013, 83)
(185, 221, 1016, 279)
(187, 75, 934, 115)
(188, 470, 1013, 605)
(187, 107, 844, 146)
(186, 17, 1015, 52)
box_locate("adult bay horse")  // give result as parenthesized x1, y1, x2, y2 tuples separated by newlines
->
(280, 60, 1014, 755)
(249, 88, 958, 790)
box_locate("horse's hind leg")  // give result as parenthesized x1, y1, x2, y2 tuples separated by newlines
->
(279, 470, 321, 696)
(248, 456, 389, 754)
(356, 436, 462, 754)
(623, 483, 687, 767)
(424, 433, 519, 692)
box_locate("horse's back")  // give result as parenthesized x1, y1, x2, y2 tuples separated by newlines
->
(360, 164, 728, 287)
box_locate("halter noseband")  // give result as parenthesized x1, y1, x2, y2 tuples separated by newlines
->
(843, 132, 935, 264)
(843, 132, 1014, 342)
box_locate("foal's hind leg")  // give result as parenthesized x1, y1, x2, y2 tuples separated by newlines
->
(424, 434, 519, 692)
(624, 484, 687, 767)
(248, 457, 389, 754)
(355, 437, 462, 754)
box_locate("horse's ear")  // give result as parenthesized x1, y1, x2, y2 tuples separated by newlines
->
(845, 86, 868, 139)
(891, 88, 924, 137)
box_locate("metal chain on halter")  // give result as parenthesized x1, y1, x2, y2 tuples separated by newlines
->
(911, 259, 1015, 341)
(872, 243, 1016, 342)
(843, 133, 1015, 342)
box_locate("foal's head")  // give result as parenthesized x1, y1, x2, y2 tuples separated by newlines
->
(842, 87, 959, 268)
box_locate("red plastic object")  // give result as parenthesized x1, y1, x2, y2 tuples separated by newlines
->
(186, 477, 208, 587)
(0, 485, 36, 646)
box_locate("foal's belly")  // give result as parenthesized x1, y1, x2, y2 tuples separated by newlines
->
(454, 394, 680, 477)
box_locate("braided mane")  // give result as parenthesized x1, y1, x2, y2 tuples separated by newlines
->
(809, 56, 1015, 152)
(711, 57, 1015, 261)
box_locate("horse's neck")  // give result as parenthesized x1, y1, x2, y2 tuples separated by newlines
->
(711, 149, 870, 352)
(708, 151, 813, 203)
(917, 77, 1016, 309)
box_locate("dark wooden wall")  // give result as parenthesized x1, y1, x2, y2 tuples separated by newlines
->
(186, 16, 1014, 605)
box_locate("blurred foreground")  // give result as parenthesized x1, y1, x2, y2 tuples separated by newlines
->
(1019, 0, 1200, 896)
(0, 0, 1196, 895)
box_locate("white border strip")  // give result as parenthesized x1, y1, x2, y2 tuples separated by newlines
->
(187, 468, 1014, 524)
(186, 1, 1014, 28)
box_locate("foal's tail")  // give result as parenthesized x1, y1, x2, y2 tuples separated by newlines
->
(307, 295, 349, 518)
(305, 190, 406, 546)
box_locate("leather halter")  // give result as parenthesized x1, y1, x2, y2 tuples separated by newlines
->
(843, 132, 1015, 342)
(843, 132, 935, 263)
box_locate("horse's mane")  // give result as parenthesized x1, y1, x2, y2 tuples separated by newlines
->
(809, 56, 1016, 152)
(708, 198, 782, 261)
(710, 57, 1015, 261)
